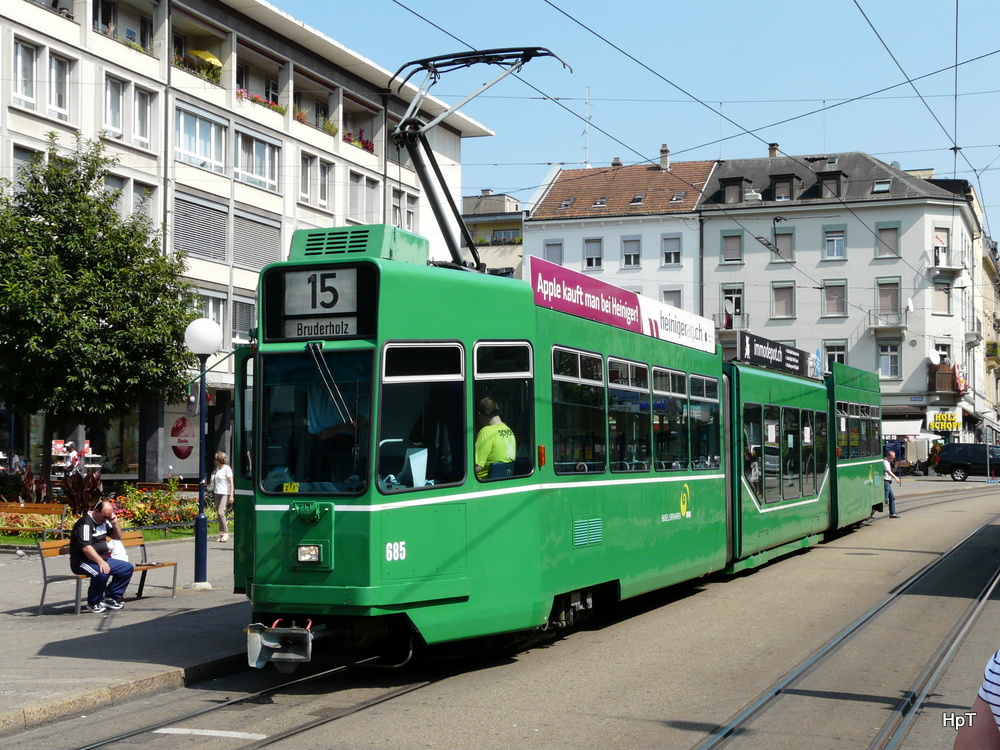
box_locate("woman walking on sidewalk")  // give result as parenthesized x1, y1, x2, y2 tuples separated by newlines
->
(884, 449, 902, 518)
(211, 452, 234, 542)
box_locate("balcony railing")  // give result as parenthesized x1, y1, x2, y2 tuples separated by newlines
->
(712, 312, 750, 330)
(868, 308, 907, 330)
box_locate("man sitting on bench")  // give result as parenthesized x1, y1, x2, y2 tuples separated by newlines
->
(69, 501, 134, 614)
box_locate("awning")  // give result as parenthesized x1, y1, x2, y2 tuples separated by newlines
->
(882, 419, 924, 437)
(188, 49, 222, 67)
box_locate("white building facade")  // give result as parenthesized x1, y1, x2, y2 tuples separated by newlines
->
(3, 0, 488, 479)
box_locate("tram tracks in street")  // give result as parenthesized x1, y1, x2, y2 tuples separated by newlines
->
(71, 655, 439, 750)
(693, 512, 1000, 750)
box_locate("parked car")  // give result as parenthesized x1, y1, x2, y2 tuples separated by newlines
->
(933, 443, 1000, 481)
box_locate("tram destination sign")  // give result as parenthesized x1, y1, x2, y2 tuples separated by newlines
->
(736, 330, 821, 379)
(262, 264, 377, 342)
(527, 256, 716, 354)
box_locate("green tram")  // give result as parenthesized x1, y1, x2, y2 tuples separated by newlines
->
(234, 225, 883, 670)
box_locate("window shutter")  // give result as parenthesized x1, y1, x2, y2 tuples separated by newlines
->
(174, 196, 226, 261)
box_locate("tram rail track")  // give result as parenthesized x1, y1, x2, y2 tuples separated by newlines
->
(693, 511, 1000, 750)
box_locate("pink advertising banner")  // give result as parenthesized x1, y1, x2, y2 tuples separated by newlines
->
(527, 256, 716, 354)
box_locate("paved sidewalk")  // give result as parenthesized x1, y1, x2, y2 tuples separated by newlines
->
(0, 535, 250, 736)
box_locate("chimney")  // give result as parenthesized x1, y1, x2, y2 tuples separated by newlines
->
(480, 188, 493, 196)
(611, 157, 623, 167)
(659, 144, 670, 171)
(768, 143, 780, 158)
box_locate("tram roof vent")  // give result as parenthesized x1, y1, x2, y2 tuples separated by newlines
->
(289, 225, 430, 265)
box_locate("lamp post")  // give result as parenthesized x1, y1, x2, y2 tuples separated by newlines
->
(185, 318, 223, 588)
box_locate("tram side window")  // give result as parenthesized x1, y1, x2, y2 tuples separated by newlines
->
(377, 343, 465, 492)
(474, 342, 534, 482)
(743, 402, 764, 499)
(609, 359, 650, 473)
(653, 368, 688, 471)
(781, 407, 801, 500)
(836, 401, 848, 460)
(690, 375, 720, 469)
(801, 410, 816, 496)
(239, 357, 253, 480)
(848, 402, 860, 460)
(553, 347, 606, 475)
(815, 412, 828, 478)
(859, 417, 872, 458)
(763, 405, 781, 503)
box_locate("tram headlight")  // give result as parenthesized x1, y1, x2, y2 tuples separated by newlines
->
(297, 545, 322, 563)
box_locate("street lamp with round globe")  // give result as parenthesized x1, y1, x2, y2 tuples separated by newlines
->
(184, 317, 223, 587)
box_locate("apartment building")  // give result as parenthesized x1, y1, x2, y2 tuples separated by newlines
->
(3, 0, 488, 479)
(523, 147, 717, 310)
(525, 146, 996, 452)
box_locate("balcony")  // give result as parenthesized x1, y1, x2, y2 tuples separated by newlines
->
(868, 308, 907, 333)
(987, 341, 1000, 371)
(712, 312, 750, 331)
(928, 247, 962, 275)
(966, 315, 984, 346)
(928, 362, 959, 393)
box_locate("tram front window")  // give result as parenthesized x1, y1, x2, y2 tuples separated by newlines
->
(259, 350, 372, 494)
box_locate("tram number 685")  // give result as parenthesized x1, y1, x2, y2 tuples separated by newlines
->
(386, 541, 407, 561)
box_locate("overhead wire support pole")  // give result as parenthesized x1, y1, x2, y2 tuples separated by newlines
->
(388, 47, 570, 272)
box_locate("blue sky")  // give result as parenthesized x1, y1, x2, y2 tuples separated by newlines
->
(277, 0, 1000, 234)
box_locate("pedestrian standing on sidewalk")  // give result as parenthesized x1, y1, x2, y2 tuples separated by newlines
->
(69, 501, 134, 613)
(211, 452, 234, 542)
(884, 449, 901, 519)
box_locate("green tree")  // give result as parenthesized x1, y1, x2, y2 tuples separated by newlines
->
(0, 133, 197, 483)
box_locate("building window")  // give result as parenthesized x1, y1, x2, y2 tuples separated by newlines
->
(773, 179, 791, 201)
(661, 235, 681, 266)
(772, 283, 795, 319)
(820, 175, 840, 198)
(662, 289, 682, 308)
(319, 161, 332, 209)
(348, 172, 379, 222)
(104, 77, 125, 137)
(133, 88, 151, 148)
(721, 285, 743, 328)
(492, 229, 520, 242)
(872, 179, 891, 194)
(236, 64, 248, 92)
(391, 190, 419, 231)
(823, 280, 847, 317)
(232, 298, 256, 345)
(825, 342, 847, 369)
(622, 237, 640, 268)
(48, 55, 70, 121)
(543, 241, 563, 265)
(200, 293, 226, 339)
(933, 279, 951, 314)
(723, 181, 741, 204)
(877, 279, 901, 318)
(722, 232, 743, 263)
(175, 108, 226, 173)
(877, 226, 899, 257)
(878, 342, 900, 379)
(140, 16, 154, 51)
(235, 131, 280, 191)
(773, 231, 793, 262)
(300, 154, 314, 202)
(592, 196, 608, 208)
(824, 228, 845, 259)
(14, 41, 37, 110)
(93, 0, 117, 34)
(629, 194, 645, 206)
(934, 227, 951, 266)
(264, 77, 279, 104)
(584, 238, 602, 270)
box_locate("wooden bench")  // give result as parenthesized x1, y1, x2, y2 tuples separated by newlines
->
(0, 502, 69, 539)
(37, 530, 178, 615)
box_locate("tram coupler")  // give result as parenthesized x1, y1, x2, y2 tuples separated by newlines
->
(247, 619, 323, 671)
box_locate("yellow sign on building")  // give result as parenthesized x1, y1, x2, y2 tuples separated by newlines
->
(929, 411, 961, 431)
